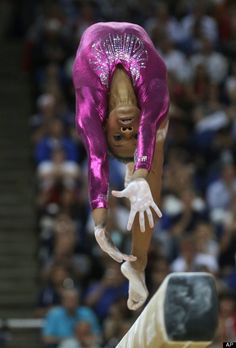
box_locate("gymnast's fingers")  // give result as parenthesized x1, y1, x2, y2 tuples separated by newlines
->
(112, 189, 126, 198)
(139, 211, 145, 232)
(122, 253, 137, 262)
(151, 202, 162, 218)
(109, 249, 137, 263)
(127, 209, 137, 231)
(146, 207, 154, 229)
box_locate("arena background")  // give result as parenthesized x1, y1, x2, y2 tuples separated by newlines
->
(0, 0, 236, 347)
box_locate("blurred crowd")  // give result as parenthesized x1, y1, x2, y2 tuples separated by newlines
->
(10, 0, 236, 346)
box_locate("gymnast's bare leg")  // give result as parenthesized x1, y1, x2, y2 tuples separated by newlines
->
(121, 118, 168, 310)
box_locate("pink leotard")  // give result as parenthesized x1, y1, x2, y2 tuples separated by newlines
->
(72, 22, 169, 210)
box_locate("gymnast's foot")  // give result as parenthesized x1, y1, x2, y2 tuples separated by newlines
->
(121, 261, 149, 310)
(94, 227, 137, 263)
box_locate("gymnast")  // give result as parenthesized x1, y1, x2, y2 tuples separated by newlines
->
(72, 22, 169, 310)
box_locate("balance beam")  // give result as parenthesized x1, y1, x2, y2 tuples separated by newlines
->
(116, 272, 218, 348)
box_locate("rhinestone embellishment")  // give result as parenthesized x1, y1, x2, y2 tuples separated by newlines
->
(89, 33, 148, 87)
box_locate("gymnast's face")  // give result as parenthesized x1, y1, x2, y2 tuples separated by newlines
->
(105, 105, 140, 160)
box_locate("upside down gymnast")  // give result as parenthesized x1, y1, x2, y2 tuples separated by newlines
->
(72, 22, 169, 310)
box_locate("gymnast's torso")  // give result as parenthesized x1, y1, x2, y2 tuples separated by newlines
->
(72, 22, 169, 209)
(73, 22, 164, 94)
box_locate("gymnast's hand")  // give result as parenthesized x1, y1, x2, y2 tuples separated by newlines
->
(94, 226, 137, 263)
(112, 178, 162, 232)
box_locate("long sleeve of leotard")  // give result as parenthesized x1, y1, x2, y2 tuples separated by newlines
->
(134, 61, 169, 171)
(74, 86, 109, 209)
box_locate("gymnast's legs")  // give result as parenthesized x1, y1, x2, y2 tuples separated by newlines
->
(121, 117, 168, 310)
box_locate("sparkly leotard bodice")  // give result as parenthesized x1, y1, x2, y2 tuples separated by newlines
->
(72, 22, 169, 209)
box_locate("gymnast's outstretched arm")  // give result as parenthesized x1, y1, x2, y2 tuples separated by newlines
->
(74, 87, 109, 212)
(74, 86, 136, 262)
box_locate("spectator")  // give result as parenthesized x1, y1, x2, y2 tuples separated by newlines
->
(73, 2, 98, 41)
(45, 213, 76, 263)
(226, 62, 236, 137)
(35, 118, 78, 164)
(84, 263, 128, 321)
(190, 37, 228, 84)
(217, 292, 236, 342)
(193, 222, 219, 257)
(206, 162, 236, 212)
(219, 196, 236, 272)
(148, 256, 170, 296)
(160, 187, 207, 250)
(60, 187, 88, 224)
(59, 320, 101, 348)
(158, 36, 191, 82)
(181, 1, 218, 49)
(171, 235, 219, 274)
(43, 288, 100, 347)
(191, 64, 212, 103)
(32, 18, 68, 70)
(37, 146, 80, 190)
(145, 2, 185, 46)
(171, 235, 197, 272)
(35, 264, 70, 318)
(103, 299, 133, 348)
(30, 93, 57, 144)
(41, 213, 91, 285)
